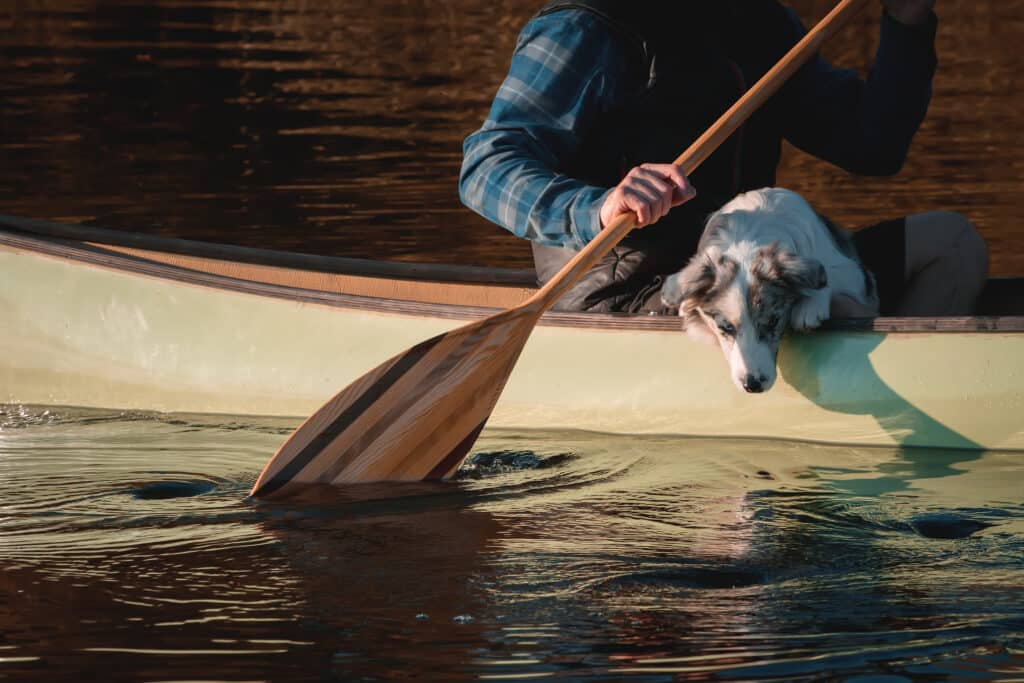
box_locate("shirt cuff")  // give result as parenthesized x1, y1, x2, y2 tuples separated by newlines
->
(570, 186, 614, 248)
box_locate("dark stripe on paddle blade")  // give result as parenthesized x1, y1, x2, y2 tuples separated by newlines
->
(251, 334, 444, 498)
(315, 322, 501, 484)
(411, 341, 525, 480)
(425, 417, 488, 480)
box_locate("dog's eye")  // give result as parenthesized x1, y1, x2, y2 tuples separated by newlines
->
(717, 321, 735, 337)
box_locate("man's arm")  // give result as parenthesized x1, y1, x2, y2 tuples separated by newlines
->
(778, 4, 938, 176)
(883, 0, 935, 28)
(458, 12, 627, 250)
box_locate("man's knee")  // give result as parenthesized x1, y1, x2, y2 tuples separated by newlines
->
(938, 211, 987, 278)
(906, 211, 988, 286)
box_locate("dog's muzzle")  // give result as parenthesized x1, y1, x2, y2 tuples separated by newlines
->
(741, 374, 768, 393)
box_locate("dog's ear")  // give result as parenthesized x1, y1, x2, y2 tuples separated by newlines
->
(775, 251, 827, 291)
(661, 253, 718, 308)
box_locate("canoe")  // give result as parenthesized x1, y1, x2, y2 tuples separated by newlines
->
(2, 213, 1023, 452)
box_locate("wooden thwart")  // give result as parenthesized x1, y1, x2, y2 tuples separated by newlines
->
(249, 0, 871, 498)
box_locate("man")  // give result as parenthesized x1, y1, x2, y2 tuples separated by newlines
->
(459, 0, 987, 316)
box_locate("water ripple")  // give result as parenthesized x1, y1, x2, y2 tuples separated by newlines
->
(0, 407, 1021, 680)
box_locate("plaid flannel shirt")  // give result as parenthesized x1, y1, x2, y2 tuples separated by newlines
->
(459, 7, 936, 251)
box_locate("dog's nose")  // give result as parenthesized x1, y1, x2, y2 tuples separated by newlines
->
(742, 375, 765, 393)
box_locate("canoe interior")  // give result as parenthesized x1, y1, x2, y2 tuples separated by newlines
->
(2, 213, 1024, 331)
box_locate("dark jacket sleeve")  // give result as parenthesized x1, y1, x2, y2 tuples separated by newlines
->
(777, 9, 938, 176)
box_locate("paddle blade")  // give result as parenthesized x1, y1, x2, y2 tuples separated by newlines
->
(249, 309, 536, 498)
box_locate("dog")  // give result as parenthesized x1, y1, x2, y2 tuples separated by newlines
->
(660, 187, 879, 394)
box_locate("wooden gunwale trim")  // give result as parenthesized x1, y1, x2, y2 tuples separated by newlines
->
(84, 242, 536, 309)
(0, 213, 537, 286)
(4, 226, 1024, 334)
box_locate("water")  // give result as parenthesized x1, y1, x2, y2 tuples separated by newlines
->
(1, 406, 1022, 680)
(2, 2, 1024, 679)
(0, 0, 1022, 274)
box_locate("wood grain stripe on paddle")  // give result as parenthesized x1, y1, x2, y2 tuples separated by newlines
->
(250, 333, 444, 497)
(427, 418, 489, 479)
(335, 329, 529, 482)
(310, 321, 500, 483)
(342, 361, 511, 481)
(390, 351, 524, 480)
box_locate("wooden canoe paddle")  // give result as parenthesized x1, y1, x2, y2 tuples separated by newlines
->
(250, 0, 870, 499)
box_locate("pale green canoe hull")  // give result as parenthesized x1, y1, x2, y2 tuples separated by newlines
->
(2, 220, 1023, 452)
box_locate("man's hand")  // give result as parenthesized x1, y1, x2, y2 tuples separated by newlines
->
(882, 0, 935, 26)
(599, 163, 697, 230)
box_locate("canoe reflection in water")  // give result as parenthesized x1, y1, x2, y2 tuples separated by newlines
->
(778, 327, 991, 494)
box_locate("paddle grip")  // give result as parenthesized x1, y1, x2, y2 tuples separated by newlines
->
(527, 0, 871, 312)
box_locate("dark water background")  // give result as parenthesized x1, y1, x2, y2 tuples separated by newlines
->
(2, 2, 1024, 680)
(0, 0, 1022, 274)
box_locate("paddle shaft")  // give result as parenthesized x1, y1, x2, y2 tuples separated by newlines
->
(527, 0, 871, 311)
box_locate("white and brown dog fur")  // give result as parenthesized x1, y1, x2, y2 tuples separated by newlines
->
(661, 187, 879, 394)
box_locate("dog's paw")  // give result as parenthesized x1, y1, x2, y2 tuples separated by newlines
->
(790, 287, 831, 331)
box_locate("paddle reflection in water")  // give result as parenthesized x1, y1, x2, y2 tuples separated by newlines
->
(0, 406, 1022, 680)
(256, 486, 497, 681)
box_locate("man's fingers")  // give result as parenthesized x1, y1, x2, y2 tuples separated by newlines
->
(639, 163, 696, 207)
(622, 168, 689, 226)
(600, 163, 698, 229)
(628, 188, 665, 225)
(640, 163, 685, 185)
(622, 191, 651, 225)
(629, 168, 673, 201)
(659, 167, 696, 206)
(629, 174, 673, 219)
(629, 171, 671, 198)
(672, 182, 697, 206)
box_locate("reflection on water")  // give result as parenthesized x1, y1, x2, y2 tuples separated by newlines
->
(1, 406, 1022, 680)
(0, 1, 1022, 274)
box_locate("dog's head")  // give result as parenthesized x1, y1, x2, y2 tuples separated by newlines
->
(662, 240, 826, 393)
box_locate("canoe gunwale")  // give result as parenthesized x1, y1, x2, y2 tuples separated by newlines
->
(0, 214, 537, 286)
(3, 218, 1024, 333)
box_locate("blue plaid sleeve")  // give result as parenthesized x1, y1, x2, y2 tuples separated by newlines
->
(458, 11, 630, 250)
